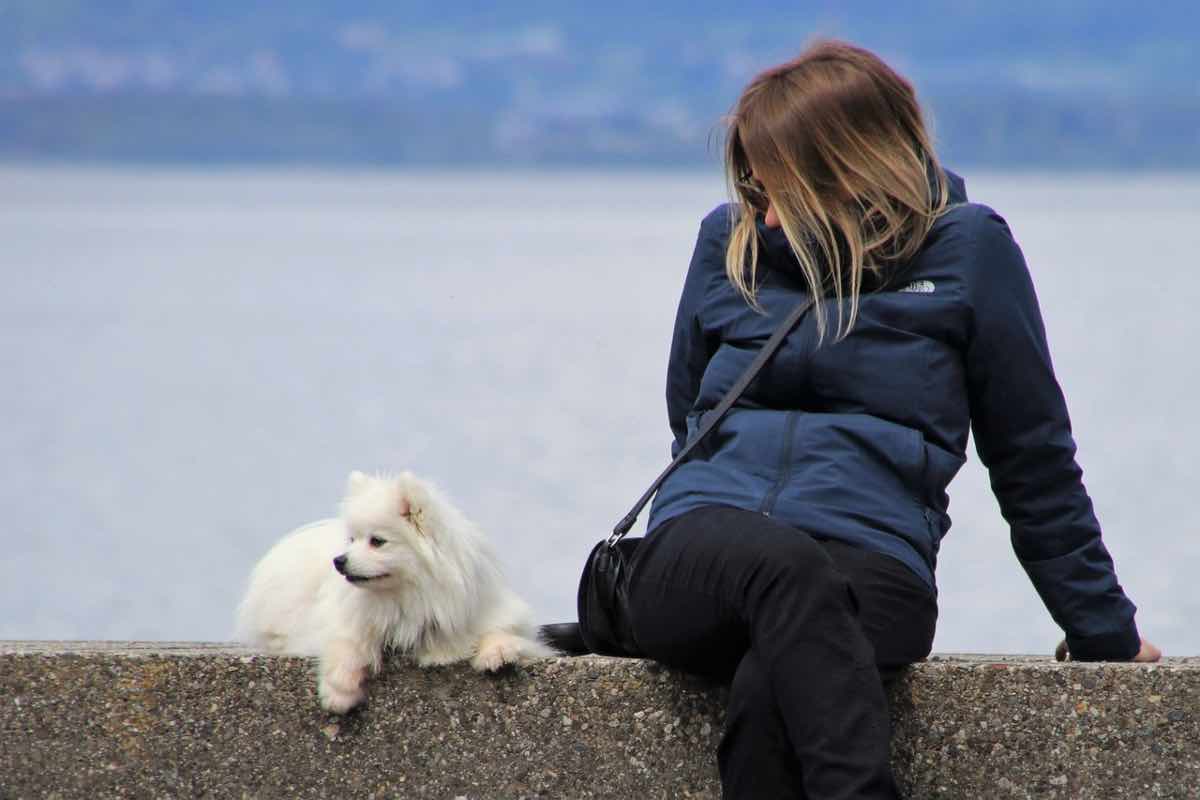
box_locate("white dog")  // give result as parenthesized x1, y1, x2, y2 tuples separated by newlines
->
(236, 470, 553, 713)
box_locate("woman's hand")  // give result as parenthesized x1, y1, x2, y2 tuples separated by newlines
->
(1133, 638, 1162, 662)
(1054, 637, 1162, 662)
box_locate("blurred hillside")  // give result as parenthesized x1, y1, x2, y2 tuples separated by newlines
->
(2, 1, 1197, 167)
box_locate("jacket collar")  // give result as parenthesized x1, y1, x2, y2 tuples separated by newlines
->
(754, 168, 968, 286)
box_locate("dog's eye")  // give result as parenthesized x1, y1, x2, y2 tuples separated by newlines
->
(368, 536, 386, 548)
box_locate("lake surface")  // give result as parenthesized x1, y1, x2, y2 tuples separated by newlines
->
(2, 166, 1198, 657)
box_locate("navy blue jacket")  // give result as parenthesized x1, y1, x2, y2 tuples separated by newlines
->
(646, 175, 1140, 661)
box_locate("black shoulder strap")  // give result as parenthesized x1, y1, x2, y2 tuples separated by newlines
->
(608, 294, 816, 545)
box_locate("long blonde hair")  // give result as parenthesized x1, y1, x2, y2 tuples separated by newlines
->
(724, 40, 949, 341)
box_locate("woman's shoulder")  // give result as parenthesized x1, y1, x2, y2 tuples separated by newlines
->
(675, 204, 736, 294)
(926, 202, 1022, 264)
(687, 203, 736, 274)
(923, 202, 1030, 302)
(934, 201, 1010, 235)
(699, 202, 737, 234)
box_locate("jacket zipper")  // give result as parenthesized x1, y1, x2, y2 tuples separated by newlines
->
(759, 411, 799, 516)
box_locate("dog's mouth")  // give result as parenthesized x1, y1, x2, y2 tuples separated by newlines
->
(344, 573, 390, 584)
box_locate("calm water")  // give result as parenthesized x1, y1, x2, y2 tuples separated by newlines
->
(3, 166, 1198, 656)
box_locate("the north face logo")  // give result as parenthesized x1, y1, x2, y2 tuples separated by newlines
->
(898, 279, 935, 294)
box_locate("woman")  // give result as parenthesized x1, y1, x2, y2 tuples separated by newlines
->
(626, 40, 1160, 799)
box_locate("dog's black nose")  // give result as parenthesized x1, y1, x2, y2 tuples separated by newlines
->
(332, 554, 347, 574)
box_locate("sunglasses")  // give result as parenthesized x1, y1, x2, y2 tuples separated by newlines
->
(734, 169, 769, 211)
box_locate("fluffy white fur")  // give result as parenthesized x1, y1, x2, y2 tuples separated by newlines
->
(236, 470, 553, 713)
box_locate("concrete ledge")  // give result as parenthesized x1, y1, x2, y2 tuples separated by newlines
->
(2, 643, 1199, 799)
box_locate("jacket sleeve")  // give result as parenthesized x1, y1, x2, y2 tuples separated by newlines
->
(964, 206, 1140, 661)
(665, 211, 724, 458)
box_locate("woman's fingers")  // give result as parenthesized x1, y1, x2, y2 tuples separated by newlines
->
(1053, 637, 1162, 662)
(1133, 638, 1163, 663)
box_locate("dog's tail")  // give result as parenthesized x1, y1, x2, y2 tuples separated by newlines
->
(538, 623, 590, 656)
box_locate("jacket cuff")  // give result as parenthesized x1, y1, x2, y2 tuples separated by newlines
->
(1066, 619, 1141, 661)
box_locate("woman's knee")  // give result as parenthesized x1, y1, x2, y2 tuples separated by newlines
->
(727, 648, 773, 715)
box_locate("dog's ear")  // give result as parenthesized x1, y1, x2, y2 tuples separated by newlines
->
(399, 493, 425, 535)
(396, 474, 430, 534)
(346, 470, 371, 497)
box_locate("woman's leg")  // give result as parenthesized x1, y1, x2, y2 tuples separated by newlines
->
(718, 648, 804, 797)
(817, 538, 938, 682)
(628, 506, 898, 800)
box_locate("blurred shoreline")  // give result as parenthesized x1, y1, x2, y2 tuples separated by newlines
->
(5, 161, 1200, 177)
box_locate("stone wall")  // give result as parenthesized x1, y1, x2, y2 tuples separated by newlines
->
(2, 642, 1198, 799)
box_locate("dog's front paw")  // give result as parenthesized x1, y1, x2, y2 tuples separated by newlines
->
(318, 661, 367, 714)
(319, 679, 365, 714)
(471, 631, 523, 672)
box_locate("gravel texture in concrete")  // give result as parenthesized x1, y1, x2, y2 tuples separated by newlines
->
(1, 643, 1198, 799)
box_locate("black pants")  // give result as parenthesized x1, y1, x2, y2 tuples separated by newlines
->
(627, 506, 938, 800)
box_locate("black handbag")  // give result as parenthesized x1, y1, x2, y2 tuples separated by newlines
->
(576, 293, 816, 657)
